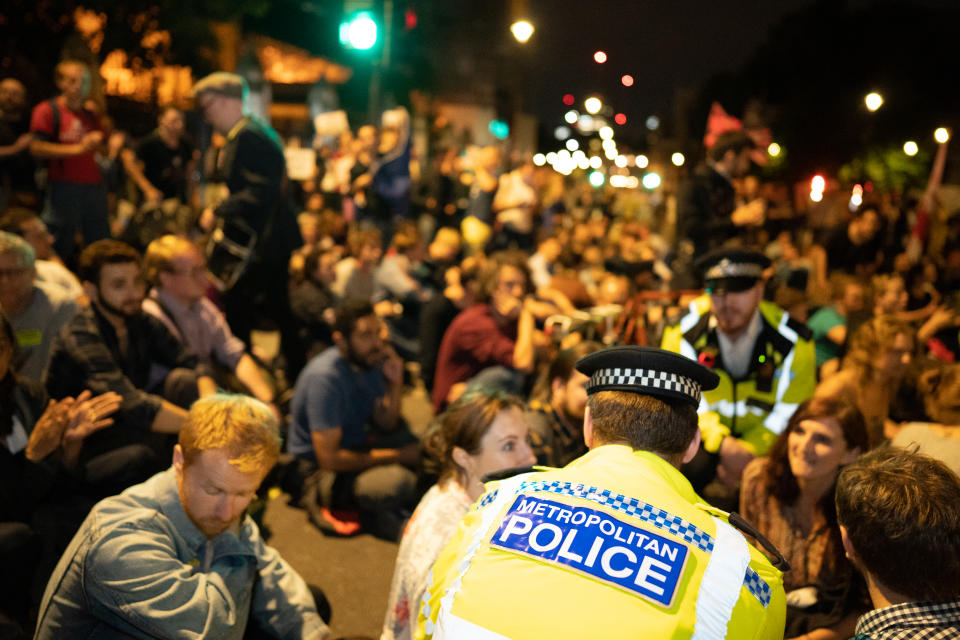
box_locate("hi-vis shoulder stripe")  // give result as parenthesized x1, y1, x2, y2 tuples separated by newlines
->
(589, 367, 702, 404)
(477, 480, 772, 608)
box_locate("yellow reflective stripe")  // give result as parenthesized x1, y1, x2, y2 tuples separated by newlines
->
(691, 517, 751, 640)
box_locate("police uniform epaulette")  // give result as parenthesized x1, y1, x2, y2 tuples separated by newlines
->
(695, 503, 790, 572)
(785, 316, 812, 341)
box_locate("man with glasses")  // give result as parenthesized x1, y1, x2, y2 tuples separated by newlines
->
(0, 231, 77, 382)
(287, 300, 419, 541)
(142, 234, 277, 415)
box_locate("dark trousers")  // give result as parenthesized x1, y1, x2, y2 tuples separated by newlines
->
(44, 181, 110, 264)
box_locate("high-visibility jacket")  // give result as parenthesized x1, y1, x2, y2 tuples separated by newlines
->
(415, 445, 786, 640)
(661, 296, 816, 456)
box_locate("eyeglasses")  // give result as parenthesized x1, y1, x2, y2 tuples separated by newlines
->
(165, 265, 207, 278)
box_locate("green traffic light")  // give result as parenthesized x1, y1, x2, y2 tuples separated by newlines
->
(340, 11, 378, 50)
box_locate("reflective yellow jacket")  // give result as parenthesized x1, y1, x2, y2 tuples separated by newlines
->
(415, 445, 786, 640)
(661, 296, 816, 456)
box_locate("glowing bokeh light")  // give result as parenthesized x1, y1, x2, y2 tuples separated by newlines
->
(566, 138, 580, 151)
(584, 97, 602, 115)
(564, 110, 579, 124)
(768, 142, 781, 157)
(593, 51, 607, 64)
(636, 154, 649, 168)
(510, 20, 534, 43)
(671, 152, 685, 167)
(935, 127, 950, 143)
(588, 170, 605, 187)
(614, 113, 627, 125)
(645, 115, 660, 130)
(562, 94, 575, 106)
(642, 172, 661, 189)
(533, 153, 546, 166)
(598, 126, 613, 140)
(865, 92, 883, 112)
(621, 75, 634, 87)
(589, 155, 603, 169)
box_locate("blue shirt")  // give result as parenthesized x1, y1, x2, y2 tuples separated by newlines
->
(34, 468, 327, 640)
(287, 346, 386, 459)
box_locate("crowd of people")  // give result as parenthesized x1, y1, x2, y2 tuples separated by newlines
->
(0, 57, 959, 640)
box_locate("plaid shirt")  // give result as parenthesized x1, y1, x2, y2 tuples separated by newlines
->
(853, 599, 960, 640)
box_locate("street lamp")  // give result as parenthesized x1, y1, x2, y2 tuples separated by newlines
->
(864, 92, 883, 112)
(935, 127, 950, 143)
(511, 20, 534, 43)
(903, 141, 918, 156)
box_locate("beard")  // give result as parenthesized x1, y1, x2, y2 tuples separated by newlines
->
(345, 342, 383, 370)
(97, 294, 142, 320)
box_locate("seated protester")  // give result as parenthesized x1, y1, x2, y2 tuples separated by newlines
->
(528, 234, 563, 291)
(0, 207, 83, 299)
(0, 231, 78, 382)
(836, 447, 960, 640)
(824, 205, 884, 278)
(286, 300, 419, 541)
(416, 226, 462, 294)
(816, 316, 915, 447)
(45, 240, 215, 492)
(375, 221, 429, 361)
(34, 394, 330, 640)
(330, 226, 382, 304)
(289, 245, 340, 361)
(382, 391, 534, 640)
(807, 274, 865, 379)
(740, 397, 869, 640)
(431, 251, 544, 413)
(418, 256, 481, 395)
(0, 313, 120, 632)
(527, 340, 601, 467)
(891, 361, 960, 474)
(142, 235, 277, 411)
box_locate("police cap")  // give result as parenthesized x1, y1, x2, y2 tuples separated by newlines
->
(696, 248, 770, 294)
(575, 345, 719, 408)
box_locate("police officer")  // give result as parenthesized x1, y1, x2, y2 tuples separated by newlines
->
(416, 346, 786, 640)
(661, 249, 815, 494)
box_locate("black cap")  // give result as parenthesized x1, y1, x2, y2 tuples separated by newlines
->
(575, 346, 719, 408)
(696, 248, 770, 294)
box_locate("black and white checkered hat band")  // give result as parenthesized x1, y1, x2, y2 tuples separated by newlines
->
(705, 260, 763, 280)
(588, 367, 702, 404)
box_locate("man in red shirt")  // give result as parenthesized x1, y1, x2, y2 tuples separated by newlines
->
(29, 60, 109, 262)
(431, 251, 539, 413)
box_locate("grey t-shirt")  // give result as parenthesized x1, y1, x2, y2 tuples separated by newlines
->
(11, 282, 78, 383)
(892, 422, 960, 476)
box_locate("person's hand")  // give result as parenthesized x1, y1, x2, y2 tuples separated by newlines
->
(382, 348, 404, 386)
(396, 442, 420, 467)
(717, 437, 755, 491)
(492, 291, 523, 320)
(199, 207, 216, 232)
(144, 186, 163, 204)
(12, 132, 33, 153)
(61, 391, 122, 467)
(926, 306, 957, 332)
(63, 391, 121, 444)
(81, 131, 104, 152)
(25, 397, 76, 462)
